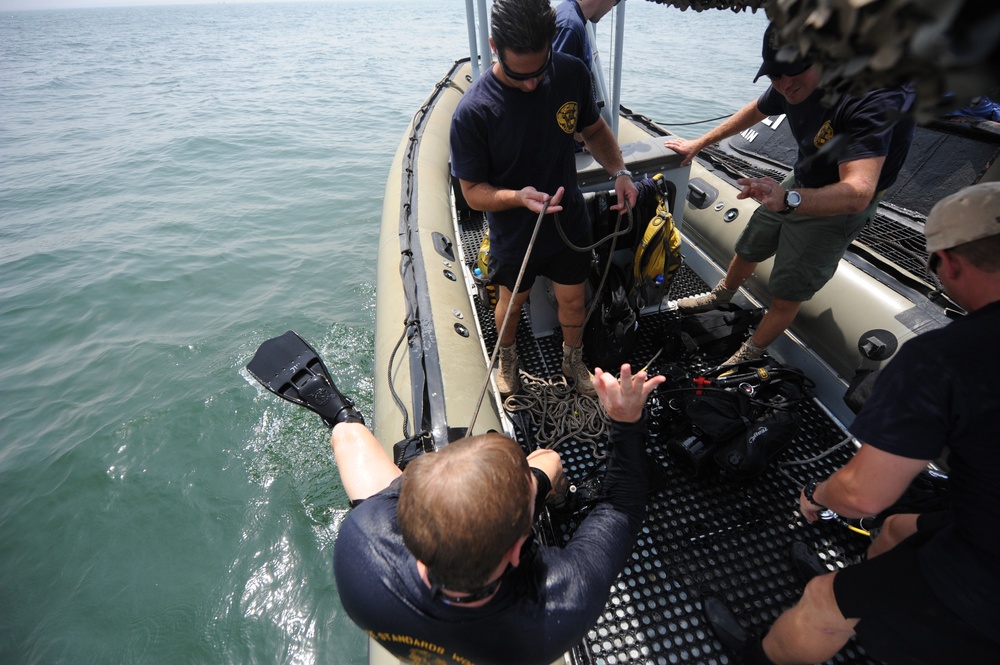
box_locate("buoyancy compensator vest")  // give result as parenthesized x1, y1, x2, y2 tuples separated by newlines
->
(659, 358, 812, 479)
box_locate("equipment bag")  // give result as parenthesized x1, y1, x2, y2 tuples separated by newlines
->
(662, 304, 764, 360)
(630, 174, 682, 309)
(712, 375, 806, 479)
(668, 359, 810, 479)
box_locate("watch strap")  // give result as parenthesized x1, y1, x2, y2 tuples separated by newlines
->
(804, 479, 826, 509)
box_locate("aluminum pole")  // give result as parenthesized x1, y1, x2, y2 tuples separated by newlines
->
(465, 0, 481, 80)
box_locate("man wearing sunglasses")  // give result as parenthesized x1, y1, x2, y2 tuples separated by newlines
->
(665, 24, 915, 369)
(451, 0, 638, 399)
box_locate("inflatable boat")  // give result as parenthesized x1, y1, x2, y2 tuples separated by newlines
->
(370, 20, 999, 665)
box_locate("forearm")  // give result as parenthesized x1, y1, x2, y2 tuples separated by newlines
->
(805, 444, 929, 519)
(808, 473, 882, 520)
(694, 100, 766, 149)
(330, 423, 402, 503)
(461, 180, 524, 213)
(787, 178, 878, 217)
(601, 416, 649, 531)
(581, 120, 627, 175)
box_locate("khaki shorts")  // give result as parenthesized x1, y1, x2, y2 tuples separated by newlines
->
(734, 175, 880, 302)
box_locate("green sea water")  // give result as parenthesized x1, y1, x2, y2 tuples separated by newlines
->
(0, 2, 764, 663)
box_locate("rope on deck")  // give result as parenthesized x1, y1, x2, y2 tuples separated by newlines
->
(503, 372, 611, 456)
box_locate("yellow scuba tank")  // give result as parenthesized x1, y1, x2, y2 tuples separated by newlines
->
(631, 173, 682, 309)
(474, 230, 498, 310)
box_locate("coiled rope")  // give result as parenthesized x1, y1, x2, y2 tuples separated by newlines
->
(503, 372, 610, 457)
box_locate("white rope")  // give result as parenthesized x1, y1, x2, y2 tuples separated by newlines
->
(467, 201, 549, 435)
(503, 372, 610, 457)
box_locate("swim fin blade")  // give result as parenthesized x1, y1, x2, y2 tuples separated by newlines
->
(246, 330, 364, 428)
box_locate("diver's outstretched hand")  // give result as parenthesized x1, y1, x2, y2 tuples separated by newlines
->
(593, 364, 665, 424)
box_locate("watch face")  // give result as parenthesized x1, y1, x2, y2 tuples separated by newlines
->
(787, 190, 802, 207)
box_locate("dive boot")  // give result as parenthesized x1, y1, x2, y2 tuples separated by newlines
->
(562, 344, 596, 397)
(247, 330, 364, 428)
(496, 343, 520, 398)
(676, 279, 737, 314)
(791, 541, 829, 584)
(722, 338, 767, 367)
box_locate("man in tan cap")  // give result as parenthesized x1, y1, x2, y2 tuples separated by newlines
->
(703, 181, 1000, 664)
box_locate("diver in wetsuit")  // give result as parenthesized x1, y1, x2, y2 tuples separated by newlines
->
(332, 362, 662, 665)
(247, 329, 663, 665)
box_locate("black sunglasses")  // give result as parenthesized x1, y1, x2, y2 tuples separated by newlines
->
(766, 60, 812, 82)
(928, 250, 943, 275)
(499, 48, 552, 82)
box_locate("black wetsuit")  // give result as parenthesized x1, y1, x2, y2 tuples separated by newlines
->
(333, 417, 649, 665)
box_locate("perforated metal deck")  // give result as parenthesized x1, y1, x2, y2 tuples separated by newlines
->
(457, 211, 882, 665)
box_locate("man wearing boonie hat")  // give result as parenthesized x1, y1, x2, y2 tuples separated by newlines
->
(703, 181, 1000, 664)
(665, 24, 916, 367)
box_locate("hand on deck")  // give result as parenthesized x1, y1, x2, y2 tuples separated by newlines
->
(593, 364, 665, 424)
(664, 137, 704, 167)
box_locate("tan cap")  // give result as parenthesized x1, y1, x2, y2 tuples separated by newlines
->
(925, 182, 1000, 260)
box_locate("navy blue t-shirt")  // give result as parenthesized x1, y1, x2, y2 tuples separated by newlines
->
(450, 52, 600, 262)
(849, 300, 1000, 641)
(333, 418, 649, 665)
(757, 84, 915, 192)
(554, 0, 591, 70)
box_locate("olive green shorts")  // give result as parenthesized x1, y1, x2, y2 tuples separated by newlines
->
(734, 175, 881, 302)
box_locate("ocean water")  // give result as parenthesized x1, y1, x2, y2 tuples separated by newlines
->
(0, 2, 765, 663)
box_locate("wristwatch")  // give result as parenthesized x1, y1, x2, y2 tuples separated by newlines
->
(613, 169, 632, 179)
(780, 189, 802, 214)
(803, 478, 826, 509)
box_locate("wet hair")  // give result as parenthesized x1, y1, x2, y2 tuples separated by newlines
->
(490, 0, 556, 58)
(397, 433, 532, 592)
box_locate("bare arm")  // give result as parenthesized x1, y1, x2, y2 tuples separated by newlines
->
(799, 443, 930, 522)
(664, 99, 767, 166)
(330, 423, 402, 503)
(527, 447, 567, 504)
(579, 117, 639, 212)
(459, 180, 566, 216)
(737, 155, 885, 215)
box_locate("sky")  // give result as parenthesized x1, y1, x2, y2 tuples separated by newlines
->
(0, 0, 333, 10)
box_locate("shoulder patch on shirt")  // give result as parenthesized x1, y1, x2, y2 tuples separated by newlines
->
(557, 101, 578, 134)
(814, 120, 834, 148)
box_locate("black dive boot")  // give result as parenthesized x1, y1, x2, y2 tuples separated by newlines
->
(703, 596, 775, 665)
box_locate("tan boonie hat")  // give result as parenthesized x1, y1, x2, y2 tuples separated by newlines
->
(925, 182, 1000, 264)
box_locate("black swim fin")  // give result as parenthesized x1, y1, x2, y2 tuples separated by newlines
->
(246, 330, 364, 428)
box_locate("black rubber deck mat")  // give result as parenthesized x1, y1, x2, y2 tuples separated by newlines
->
(457, 212, 884, 665)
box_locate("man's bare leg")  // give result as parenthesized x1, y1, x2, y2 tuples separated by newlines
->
(762, 573, 859, 665)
